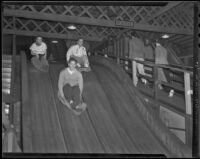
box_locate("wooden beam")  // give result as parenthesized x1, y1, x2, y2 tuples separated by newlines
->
(3, 9, 193, 35)
(3, 29, 102, 42)
(144, 1, 183, 23)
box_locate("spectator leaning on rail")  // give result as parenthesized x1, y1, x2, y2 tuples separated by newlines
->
(155, 41, 174, 97)
(129, 31, 147, 86)
(66, 38, 89, 68)
(29, 37, 47, 60)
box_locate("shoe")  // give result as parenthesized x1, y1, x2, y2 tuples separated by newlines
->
(158, 84, 163, 90)
(169, 89, 174, 97)
(70, 100, 73, 105)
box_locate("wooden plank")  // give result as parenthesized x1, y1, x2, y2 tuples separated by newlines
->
(144, 2, 183, 23)
(3, 29, 101, 42)
(3, 9, 193, 35)
(27, 63, 67, 153)
(49, 64, 104, 153)
(21, 51, 32, 152)
(82, 71, 140, 153)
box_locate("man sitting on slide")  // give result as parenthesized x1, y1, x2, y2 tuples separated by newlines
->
(30, 36, 47, 60)
(29, 36, 49, 72)
(66, 38, 90, 71)
(58, 57, 86, 115)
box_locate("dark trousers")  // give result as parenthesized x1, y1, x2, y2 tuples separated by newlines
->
(63, 84, 81, 108)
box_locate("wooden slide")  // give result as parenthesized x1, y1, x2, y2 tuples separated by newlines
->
(23, 60, 176, 156)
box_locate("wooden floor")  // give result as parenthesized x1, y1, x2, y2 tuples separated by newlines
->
(26, 62, 171, 156)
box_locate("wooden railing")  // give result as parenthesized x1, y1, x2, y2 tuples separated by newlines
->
(94, 53, 193, 148)
(2, 35, 22, 153)
(90, 55, 192, 157)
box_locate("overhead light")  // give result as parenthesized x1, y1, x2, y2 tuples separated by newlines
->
(162, 34, 170, 39)
(52, 40, 58, 43)
(67, 24, 76, 30)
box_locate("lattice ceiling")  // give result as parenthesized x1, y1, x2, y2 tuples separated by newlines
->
(4, 5, 163, 23)
(3, 2, 194, 55)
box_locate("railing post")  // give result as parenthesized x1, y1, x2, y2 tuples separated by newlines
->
(117, 57, 120, 64)
(184, 72, 192, 115)
(153, 65, 159, 115)
(132, 60, 137, 86)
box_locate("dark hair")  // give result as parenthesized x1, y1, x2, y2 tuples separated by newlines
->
(78, 37, 83, 41)
(68, 57, 77, 64)
(36, 36, 42, 40)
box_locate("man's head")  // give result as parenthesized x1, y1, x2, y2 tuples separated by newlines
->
(77, 38, 83, 47)
(68, 57, 77, 71)
(144, 38, 150, 45)
(130, 31, 137, 38)
(35, 37, 43, 46)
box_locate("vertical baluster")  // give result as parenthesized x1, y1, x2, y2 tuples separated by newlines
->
(153, 65, 159, 114)
(184, 72, 192, 115)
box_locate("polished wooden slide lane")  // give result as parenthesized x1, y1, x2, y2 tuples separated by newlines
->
(92, 65, 171, 156)
(82, 69, 140, 153)
(49, 64, 104, 153)
(50, 64, 146, 153)
(28, 63, 67, 153)
(27, 61, 170, 155)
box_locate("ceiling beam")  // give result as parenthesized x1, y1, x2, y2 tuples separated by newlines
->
(3, 9, 193, 35)
(2, 29, 102, 42)
(143, 1, 183, 23)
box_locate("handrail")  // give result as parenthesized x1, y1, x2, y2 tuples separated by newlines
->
(101, 53, 193, 74)
(96, 53, 193, 115)
(20, 50, 32, 152)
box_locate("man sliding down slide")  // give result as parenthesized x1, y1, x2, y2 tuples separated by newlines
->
(30, 37, 49, 72)
(58, 58, 87, 115)
(66, 38, 91, 72)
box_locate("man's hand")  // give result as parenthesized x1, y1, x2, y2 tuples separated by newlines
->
(77, 63, 81, 67)
(84, 63, 89, 68)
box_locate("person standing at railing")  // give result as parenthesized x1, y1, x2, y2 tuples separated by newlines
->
(143, 38, 154, 62)
(129, 32, 147, 86)
(155, 42, 174, 97)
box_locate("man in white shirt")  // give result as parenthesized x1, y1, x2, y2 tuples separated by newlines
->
(30, 37, 49, 72)
(66, 38, 89, 68)
(30, 37, 47, 60)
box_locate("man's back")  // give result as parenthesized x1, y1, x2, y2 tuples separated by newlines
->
(129, 36, 144, 59)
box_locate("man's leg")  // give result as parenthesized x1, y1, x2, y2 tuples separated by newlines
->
(71, 85, 82, 109)
(137, 58, 147, 84)
(132, 60, 138, 86)
(63, 84, 73, 103)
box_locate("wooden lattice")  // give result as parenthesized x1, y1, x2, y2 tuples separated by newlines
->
(148, 2, 193, 31)
(3, 16, 123, 41)
(4, 5, 163, 23)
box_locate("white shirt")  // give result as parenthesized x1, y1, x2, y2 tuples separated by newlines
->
(66, 44, 87, 61)
(30, 42, 47, 55)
